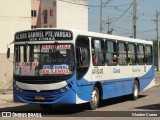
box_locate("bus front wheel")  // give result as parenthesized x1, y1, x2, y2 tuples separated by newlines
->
(89, 86, 100, 110)
(132, 81, 139, 100)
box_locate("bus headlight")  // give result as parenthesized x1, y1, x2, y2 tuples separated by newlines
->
(16, 87, 19, 91)
(56, 85, 69, 94)
(14, 84, 23, 92)
(63, 87, 67, 91)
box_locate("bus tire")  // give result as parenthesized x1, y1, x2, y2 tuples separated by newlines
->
(89, 86, 99, 110)
(39, 104, 52, 110)
(132, 81, 139, 100)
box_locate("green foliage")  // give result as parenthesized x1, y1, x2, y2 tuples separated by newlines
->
(152, 39, 158, 55)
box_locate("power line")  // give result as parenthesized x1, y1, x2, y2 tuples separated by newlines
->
(104, 0, 144, 8)
(59, 0, 143, 8)
(104, 2, 133, 8)
(117, 29, 156, 36)
(111, 25, 132, 31)
(110, 3, 133, 23)
(137, 0, 145, 4)
(103, 0, 113, 5)
(111, 25, 156, 33)
(138, 19, 153, 21)
(138, 29, 156, 33)
(58, 0, 99, 7)
(59, 0, 123, 8)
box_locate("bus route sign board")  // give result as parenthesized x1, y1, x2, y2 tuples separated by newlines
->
(15, 30, 73, 42)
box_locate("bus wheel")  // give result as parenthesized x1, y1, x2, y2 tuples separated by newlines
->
(90, 87, 99, 110)
(39, 104, 52, 110)
(132, 81, 139, 100)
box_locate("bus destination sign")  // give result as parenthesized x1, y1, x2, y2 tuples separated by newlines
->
(15, 30, 73, 42)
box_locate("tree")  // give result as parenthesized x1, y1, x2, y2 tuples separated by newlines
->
(152, 39, 158, 56)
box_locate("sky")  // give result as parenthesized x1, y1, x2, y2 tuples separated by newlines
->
(88, 0, 160, 40)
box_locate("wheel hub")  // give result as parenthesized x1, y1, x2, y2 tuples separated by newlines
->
(91, 89, 98, 105)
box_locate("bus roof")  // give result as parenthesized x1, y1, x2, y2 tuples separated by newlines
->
(15, 28, 153, 45)
(72, 29, 153, 45)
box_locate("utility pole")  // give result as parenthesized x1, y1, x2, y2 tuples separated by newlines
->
(108, 16, 110, 33)
(132, 0, 137, 38)
(100, 0, 103, 33)
(156, 10, 160, 71)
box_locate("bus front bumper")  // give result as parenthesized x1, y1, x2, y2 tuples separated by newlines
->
(13, 85, 76, 105)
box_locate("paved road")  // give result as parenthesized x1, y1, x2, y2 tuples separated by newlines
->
(0, 72, 160, 119)
(0, 86, 160, 118)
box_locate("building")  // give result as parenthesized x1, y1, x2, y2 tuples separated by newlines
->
(0, 0, 31, 89)
(31, 0, 88, 30)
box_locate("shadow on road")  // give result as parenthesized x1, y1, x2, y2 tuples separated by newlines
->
(0, 95, 148, 116)
(135, 103, 160, 110)
(0, 103, 87, 114)
(99, 95, 147, 108)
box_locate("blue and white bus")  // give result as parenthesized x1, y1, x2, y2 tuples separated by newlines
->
(7, 28, 155, 110)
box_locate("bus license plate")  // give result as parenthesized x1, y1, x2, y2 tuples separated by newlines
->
(34, 96, 45, 101)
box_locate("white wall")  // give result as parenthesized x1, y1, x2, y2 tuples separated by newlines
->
(57, 0, 88, 31)
(0, 0, 31, 53)
(0, 0, 31, 89)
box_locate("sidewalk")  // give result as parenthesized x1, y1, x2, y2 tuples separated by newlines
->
(155, 71, 160, 87)
(0, 93, 13, 103)
(0, 90, 13, 107)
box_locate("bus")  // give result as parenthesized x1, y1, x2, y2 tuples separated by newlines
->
(7, 28, 155, 110)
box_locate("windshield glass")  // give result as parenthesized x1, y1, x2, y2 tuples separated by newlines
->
(14, 44, 75, 76)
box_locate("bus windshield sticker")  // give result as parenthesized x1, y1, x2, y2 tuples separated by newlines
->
(21, 67, 35, 76)
(15, 62, 39, 76)
(39, 65, 70, 75)
(41, 45, 71, 49)
(16, 62, 39, 66)
(41, 45, 71, 53)
(15, 30, 73, 42)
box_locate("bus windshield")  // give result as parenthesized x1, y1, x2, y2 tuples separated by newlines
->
(14, 44, 75, 77)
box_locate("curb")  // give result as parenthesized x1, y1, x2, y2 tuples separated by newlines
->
(0, 92, 13, 105)
(0, 89, 13, 95)
(0, 99, 12, 104)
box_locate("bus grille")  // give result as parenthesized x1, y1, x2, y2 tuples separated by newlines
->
(24, 90, 63, 103)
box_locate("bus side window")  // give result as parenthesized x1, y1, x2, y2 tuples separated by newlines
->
(76, 36, 90, 80)
(76, 47, 89, 67)
(128, 43, 136, 64)
(137, 44, 145, 64)
(145, 45, 152, 64)
(76, 47, 82, 67)
(106, 40, 117, 65)
(92, 38, 105, 66)
(118, 42, 127, 65)
(81, 48, 89, 67)
(92, 53, 98, 65)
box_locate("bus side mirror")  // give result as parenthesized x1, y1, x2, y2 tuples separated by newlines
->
(7, 48, 10, 59)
